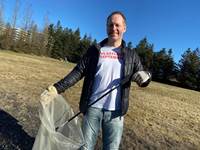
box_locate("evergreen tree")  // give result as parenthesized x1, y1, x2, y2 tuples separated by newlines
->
(46, 24, 55, 56)
(92, 39, 97, 45)
(67, 28, 81, 62)
(177, 48, 200, 90)
(51, 21, 64, 59)
(30, 23, 39, 53)
(135, 37, 153, 70)
(76, 34, 92, 60)
(152, 48, 175, 81)
(127, 41, 133, 49)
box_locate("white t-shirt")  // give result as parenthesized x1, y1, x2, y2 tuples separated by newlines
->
(89, 46, 124, 110)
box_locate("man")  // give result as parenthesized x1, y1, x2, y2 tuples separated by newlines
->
(44, 11, 151, 150)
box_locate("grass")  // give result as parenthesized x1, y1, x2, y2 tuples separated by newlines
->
(0, 50, 200, 149)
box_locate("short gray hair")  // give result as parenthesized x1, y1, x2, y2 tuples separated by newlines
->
(107, 11, 126, 25)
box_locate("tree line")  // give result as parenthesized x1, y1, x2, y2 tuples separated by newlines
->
(0, 0, 199, 91)
(134, 38, 200, 91)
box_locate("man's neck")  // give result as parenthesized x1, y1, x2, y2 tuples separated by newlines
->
(106, 39, 122, 48)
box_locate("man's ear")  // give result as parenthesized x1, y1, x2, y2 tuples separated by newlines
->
(124, 24, 127, 33)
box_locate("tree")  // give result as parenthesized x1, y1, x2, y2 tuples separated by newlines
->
(92, 39, 97, 45)
(22, 3, 33, 31)
(64, 28, 81, 62)
(75, 34, 92, 61)
(196, 48, 200, 90)
(0, 0, 5, 49)
(41, 13, 50, 55)
(15, 27, 29, 51)
(51, 21, 64, 59)
(152, 48, 175, 81)
(46, 24, 55, 56)
(0, 23, 12, 49)
(177, 48, 200, 90)
(30, 23, 40, 53)
(10, 0, 20, 50)
(0, 0, 4, 25)
(127, 41, 133, 49)
(16, 3, 33, 52)
(135, 37, 153, 70)
(11, 0, 20, 29)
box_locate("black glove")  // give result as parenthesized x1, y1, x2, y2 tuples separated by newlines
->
(132, 71, 151, 87)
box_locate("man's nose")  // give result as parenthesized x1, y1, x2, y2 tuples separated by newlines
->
(111, 25, 117, 30)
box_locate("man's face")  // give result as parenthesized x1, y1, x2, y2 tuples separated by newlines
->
(107, 14, 126, 42)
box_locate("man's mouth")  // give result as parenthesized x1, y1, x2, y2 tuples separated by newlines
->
(109, 32, 118, 36)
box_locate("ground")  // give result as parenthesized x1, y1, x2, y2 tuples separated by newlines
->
(0, 50, 200, 150)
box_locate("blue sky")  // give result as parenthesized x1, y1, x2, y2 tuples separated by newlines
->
(2, 0, 200, 62)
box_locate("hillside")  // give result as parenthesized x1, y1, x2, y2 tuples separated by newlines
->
(0, 50, 200, 150)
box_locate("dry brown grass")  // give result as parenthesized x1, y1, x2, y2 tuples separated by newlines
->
(0, 50, 200, 150)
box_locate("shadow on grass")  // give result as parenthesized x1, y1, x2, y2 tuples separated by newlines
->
(0, 109, 34, 150)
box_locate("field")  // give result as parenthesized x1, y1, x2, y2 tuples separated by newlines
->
(0, 50, 200, 150)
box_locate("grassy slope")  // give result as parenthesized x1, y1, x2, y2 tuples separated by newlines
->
(0, 50, 200, 149)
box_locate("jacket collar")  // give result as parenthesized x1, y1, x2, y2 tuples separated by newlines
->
(95, 38, 126, 51)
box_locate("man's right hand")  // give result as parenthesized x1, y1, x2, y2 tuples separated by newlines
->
(40, 85, 58, 106)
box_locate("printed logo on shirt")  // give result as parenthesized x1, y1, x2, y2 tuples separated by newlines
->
(100, 51, 123, 59)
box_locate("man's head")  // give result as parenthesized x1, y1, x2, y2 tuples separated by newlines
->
(106, 11, 126, 44)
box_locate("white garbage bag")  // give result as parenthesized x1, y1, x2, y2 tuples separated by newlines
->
(32, 94, 85, 150)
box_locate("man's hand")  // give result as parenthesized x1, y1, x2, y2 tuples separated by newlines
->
(132, 71, 151, 87)
(40, 85, 58, 106)
(47, 85, 58, 95)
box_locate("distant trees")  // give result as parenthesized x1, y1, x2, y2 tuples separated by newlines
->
(0, 0, 199, 91)
(134, 38, 199, 91)
(46, 21, 93, 63)
(135, 38, 153, 70)
(152, 48, 176, 82)
(177, 48, 200, 90)
(1, 0, 41, 52)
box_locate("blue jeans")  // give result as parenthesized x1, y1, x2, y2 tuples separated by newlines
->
(81, 107, 124, 150)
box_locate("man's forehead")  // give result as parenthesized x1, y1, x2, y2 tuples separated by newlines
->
(108, 14, 125, 24)
(110, 14, 124, 20)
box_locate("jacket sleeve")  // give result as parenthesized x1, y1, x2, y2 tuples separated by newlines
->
(132, 51, 144, 76)
(53, 49, 90, 94)
(131, 51, 151, 87)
